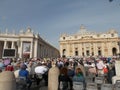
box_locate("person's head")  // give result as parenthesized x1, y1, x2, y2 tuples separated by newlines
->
(75, 68, 82, 75)
(60, 67, 68, 76)
(20, 63, 27, 70)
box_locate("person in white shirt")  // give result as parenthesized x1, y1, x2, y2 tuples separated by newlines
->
(96, 60, 105, 75)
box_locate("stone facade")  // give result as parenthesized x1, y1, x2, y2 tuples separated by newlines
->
(59, 25, 120, 57)
(0, 28, 60, 59)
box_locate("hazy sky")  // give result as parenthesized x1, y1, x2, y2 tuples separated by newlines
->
(0, 0, 120, 49)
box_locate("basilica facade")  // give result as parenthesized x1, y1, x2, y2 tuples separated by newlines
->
(59, 25, 120, 57)
(0, 28, 60, 59)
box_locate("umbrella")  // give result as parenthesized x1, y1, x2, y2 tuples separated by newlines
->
(35, 65, 48, 74)
(4, 59, 10, 66)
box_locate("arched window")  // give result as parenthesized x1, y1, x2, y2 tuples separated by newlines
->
(62, 49, 66, 58)
(62, 49, 66, 55)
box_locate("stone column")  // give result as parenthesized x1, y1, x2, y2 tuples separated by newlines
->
(72, 44, 75, 56)
(108, 42, 112, 56)
(81, 43, 84, 56)
(84, 44, 86, 56)
(79, 44, 82, 56)
(39, 44, 42, 57)
(89, 43, 91, 56)
(19, 41, 23, 58)
(11, 41, 15, 49)
(48, 66, 60, 90)
(80, 44, 83, 56)
(101, 43, 104, 56)
(4, 40, 7, 49)
(60, 44, 63, 57)
(30, 40, 33, 58)
(0, 71, 16, 90)
(107, 42, 111, 56)
(66, 44, 70, 57)
(34, 40, 38, 58)
(94, 43, 97, 56)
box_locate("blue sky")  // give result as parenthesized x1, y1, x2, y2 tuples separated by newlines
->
(0, 0, 120, 49)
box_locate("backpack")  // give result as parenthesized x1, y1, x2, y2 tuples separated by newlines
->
(103, 67, 108, 74)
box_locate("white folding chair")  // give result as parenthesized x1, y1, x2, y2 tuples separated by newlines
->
(16, 77, 27, 89)
(73, 81, 84, 90)
(101, 84, 113, 90)
(86, 82, 98, 90)
(116, 80, 120, 84)
(85, 76, 93, 83)
(114, 85, 120, 90)
(95, 76, 104, 84)
(114, 80, 120, 90)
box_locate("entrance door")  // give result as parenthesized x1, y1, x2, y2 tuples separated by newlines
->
(112, 47, 117, 56)
(62, 49, 66, 57)
(86, 50, 90, 56)
(98, 50, 101, 56)
(75, 51, 78, 56)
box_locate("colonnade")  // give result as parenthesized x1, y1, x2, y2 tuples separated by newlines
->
(0, 27, 60, 59)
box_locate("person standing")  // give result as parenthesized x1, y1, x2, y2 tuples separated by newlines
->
(19, 63, 32, 88)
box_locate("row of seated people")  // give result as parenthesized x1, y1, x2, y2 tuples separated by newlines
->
(13, 62, 85, 90)
(58, 65, 119, 90)
(15, 63, 48, 89)
(15, 62, 84, 90)
(5, 63, 118, 90)
(58, 66, 85, 90)
(16, 64, 85, 90)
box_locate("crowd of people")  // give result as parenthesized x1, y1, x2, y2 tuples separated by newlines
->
(0, 56, 118, 90)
